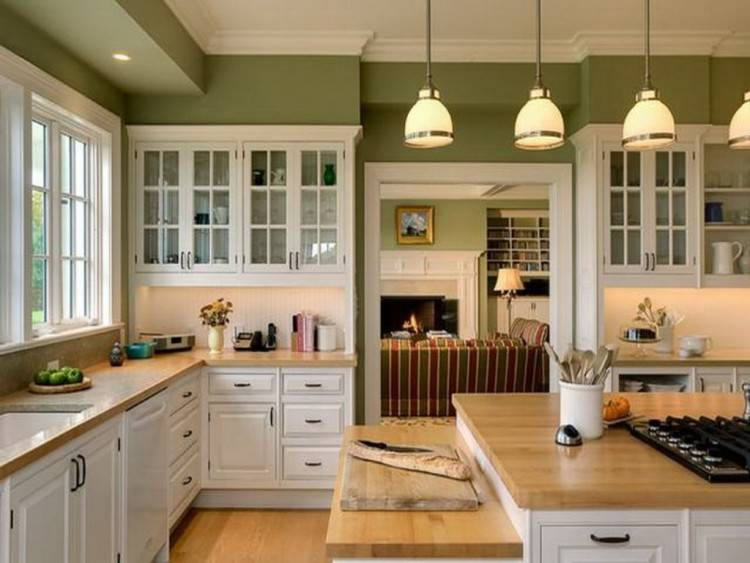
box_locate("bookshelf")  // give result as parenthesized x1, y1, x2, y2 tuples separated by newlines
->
(486, 210, 550, 278)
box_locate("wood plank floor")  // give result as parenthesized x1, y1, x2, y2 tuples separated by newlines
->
(170, 509, 331, 563)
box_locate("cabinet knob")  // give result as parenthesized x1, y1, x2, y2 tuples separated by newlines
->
(182, 430, 193, 439)
(304, 418, 322, 424)
(304, 461, 322, 467)
(182, 476, 193, 486)
(304, 383, 322, 388)
(234, 382, 252, 388)
(590, 533, 630, 545)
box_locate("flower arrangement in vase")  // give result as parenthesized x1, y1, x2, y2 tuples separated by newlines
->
(199, 298, 233, 354)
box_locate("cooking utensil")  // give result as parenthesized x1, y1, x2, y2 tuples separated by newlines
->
(356, 440, 434, 454)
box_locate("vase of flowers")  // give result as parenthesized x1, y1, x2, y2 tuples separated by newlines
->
(199, 298, 233, 354)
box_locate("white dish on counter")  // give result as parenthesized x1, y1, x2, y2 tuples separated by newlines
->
(646, 382, 685, 393)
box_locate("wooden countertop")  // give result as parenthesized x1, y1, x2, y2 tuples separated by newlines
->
(615, 347, 750, 367)
(0, 349, 356, 480)
(453, 392, 750, 510)
(325, 425, 523, 560)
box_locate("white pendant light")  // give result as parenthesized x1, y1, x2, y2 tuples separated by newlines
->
(622, 0, 675, 150)
(514, 0, 564, 150)
(729, 91, 750, 149)
(404, 0, 454, 149)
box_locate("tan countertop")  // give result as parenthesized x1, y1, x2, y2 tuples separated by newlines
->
(325, 425, 523, 560)
(0, 349, 356, 480)
(615, 347, 750, 367)
(453, 392, 750, 509)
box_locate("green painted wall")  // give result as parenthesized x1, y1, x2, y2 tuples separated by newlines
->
(115, 0, 205, 91)
(0, 4, 124, 115)
(380, 199, 548, 251)
(126, 56, 361, 124)
(710, 58, 750, 125)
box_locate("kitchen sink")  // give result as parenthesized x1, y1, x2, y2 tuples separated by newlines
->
(0, 404, 92, 450)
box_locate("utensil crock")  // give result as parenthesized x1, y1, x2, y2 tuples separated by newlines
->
(559, 381, 604, 440)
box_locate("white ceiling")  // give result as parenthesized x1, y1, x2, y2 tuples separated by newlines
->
(166, 0, 750, 60)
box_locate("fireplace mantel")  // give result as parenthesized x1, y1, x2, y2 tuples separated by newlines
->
(380, 250, 482, 338)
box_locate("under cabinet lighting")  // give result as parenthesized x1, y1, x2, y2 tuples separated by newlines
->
(112, 53, 131, 62)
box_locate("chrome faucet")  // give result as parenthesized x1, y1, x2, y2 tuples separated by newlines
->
(743, 383, 750, 421)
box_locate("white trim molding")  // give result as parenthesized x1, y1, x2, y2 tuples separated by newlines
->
(364, 162, 574, 424)
(209, 30, 374, 56)
(381, 250, 482, 339)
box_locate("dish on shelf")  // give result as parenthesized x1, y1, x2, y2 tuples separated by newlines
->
(646, 382, 685, 393)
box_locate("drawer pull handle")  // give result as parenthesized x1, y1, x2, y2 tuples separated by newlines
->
(182, 476, 193, 486)
(305, 418, 323, 424)
(182, 430, 193, 438)
(182, 391, 193, 399)
(234, 382, 252, 388)
(304, 383, 322, 388)
(590, 533, 630, 545)
(304, 461, 322, 467)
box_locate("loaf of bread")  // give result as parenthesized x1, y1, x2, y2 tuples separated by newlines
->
(348, 440, 472, 481)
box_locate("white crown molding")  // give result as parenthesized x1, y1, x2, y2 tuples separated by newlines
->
(208, 30, 374, 56)
(713, 32, 750, 57)
(163, 0, 217, 52)
(379, 182, 549, 200)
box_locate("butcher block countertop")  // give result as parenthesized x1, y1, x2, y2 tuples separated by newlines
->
(325, 425, 523, 560)
(0, 349, 356, 480)
(453, 392, 750, 510)
(615, 347, 750, 367)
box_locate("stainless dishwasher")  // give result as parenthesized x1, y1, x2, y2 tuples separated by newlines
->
(124, 389, 168, 563)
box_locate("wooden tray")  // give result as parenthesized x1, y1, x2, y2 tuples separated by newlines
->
(340, 443, 479, 511)
(29, 377, 92, 394)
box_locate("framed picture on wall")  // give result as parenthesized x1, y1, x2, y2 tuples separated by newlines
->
(396, 206, 434, 245)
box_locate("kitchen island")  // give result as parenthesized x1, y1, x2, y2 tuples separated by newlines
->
(454, 392, 750, 563)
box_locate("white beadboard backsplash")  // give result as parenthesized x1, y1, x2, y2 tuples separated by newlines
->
(604, 287, 750, 348)
(134, 286, 346, 350)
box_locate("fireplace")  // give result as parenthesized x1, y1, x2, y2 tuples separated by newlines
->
(380, 296, 458, 337)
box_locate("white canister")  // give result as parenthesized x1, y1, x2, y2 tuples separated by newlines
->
(317, 324, 338, 352)
(654, 324, 674, 354)
(559, 381, 604, 440)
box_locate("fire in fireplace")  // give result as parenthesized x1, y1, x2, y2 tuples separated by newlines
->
(380, 296, 458, 337)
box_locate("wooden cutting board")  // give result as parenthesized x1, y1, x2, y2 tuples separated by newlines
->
(340, 443, 479, 511)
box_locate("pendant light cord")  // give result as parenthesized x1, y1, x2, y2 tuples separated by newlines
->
(425, 0, 433, 93)
(535, 0, 543, 88)
(643, 0, 653, 90)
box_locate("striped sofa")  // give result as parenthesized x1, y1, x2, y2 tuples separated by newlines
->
(381, 322, 549, 417)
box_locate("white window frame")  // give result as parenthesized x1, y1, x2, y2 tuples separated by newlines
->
(31, 106, 101, 336)
(0, 44, 121, 351)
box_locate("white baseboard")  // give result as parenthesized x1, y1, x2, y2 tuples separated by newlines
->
(194, 488, 334, 509)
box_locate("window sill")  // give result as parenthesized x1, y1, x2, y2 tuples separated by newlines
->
(0, 323, 124, 357)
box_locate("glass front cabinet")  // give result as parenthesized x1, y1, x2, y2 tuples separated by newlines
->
(134, 140, 346, 276)
(243, 142, 345, 273)
(603, 142, 695, 275)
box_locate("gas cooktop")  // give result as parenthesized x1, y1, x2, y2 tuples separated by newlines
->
(629, 416, 750, 483)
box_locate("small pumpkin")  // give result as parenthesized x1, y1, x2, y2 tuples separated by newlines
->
(603, 396, 631, 421)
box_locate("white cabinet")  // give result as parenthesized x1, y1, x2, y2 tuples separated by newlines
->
(9, 420, 121, 563)
(134, 142, 239, 273)
(208, 403, 275, 483)
(497, 297, 550, 334)
(737, 369, 750, 392)
(697, 369, 734, 393)
(243, 143, 345, 273)
(540, 525, 679, 563)
(694, 525, 750, 563)
(603, 143, 695, 276)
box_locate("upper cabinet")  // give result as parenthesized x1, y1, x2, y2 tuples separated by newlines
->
(603, 142, 696, 276)
(243, 143, 344, 274)
(129, 127, 360, 287)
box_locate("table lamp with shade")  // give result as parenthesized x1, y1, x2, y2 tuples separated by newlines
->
(494, 268, 525, 332)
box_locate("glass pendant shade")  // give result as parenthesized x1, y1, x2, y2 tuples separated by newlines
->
(729, 91, 750, 149)
(622, 89, 676, 150)
(404, 87, 454, 149)
(514, 87, 564, 150)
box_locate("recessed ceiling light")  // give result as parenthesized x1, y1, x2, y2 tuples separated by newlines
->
(112, 53, 131, 62)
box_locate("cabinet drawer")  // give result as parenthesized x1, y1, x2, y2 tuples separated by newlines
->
(283, 446, 340, 480)
(169, 372, 199, 416)
(541, 524, 679, 563)
(169, 445, 200, 516)
(168, 404, 200, 466)
(209, 372, 275, 395)
(283, 404, 343, 437)
(283, 373, 343, 395)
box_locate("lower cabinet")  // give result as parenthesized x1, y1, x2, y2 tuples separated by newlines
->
(540, 525, 679, 563)
(208, 403, 275, 482)
(9, 420, 121, 563)
(696, 369, 734, 393)
(693, 525, 750, 563)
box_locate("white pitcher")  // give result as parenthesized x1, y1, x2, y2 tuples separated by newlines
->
(711, 241, 743, 274)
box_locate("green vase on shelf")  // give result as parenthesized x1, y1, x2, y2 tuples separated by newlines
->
(323, 164, 336, 186)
